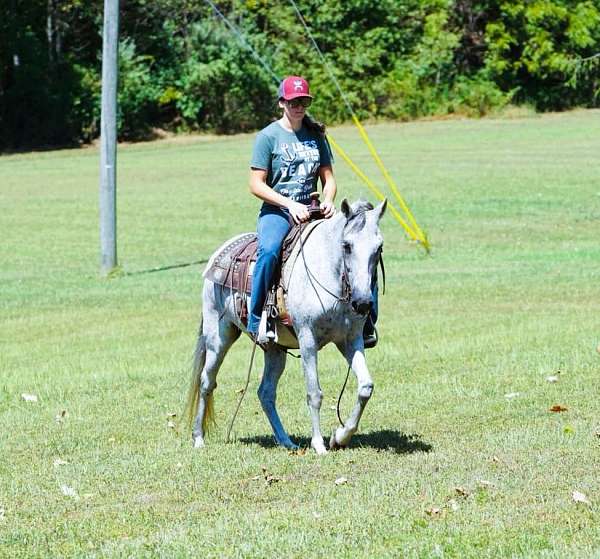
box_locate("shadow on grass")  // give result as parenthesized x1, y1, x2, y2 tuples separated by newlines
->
(239, 429, 432, 454)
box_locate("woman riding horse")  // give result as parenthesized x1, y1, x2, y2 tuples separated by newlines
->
(248, 75, 377, 347)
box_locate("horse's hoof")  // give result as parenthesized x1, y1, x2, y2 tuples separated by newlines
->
(329, 428, 347, 450)
(192, 437, 205, 449)
(311, 440, 328, 455)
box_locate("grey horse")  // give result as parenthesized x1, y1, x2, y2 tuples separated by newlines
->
(186, 198, 386, 454)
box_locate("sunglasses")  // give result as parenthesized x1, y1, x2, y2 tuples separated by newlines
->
(287, 97, 312, 108)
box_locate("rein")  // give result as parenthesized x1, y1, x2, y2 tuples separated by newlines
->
(298, 243, 351, 312)
(296, 219, 351, 310)
(334, 250, 385, 428)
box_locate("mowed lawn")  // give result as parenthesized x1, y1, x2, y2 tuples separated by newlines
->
(1, 110, 599, 558)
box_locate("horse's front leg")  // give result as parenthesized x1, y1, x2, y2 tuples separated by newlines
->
(298, 330, 327, 455)
(330, 337, 373, 449)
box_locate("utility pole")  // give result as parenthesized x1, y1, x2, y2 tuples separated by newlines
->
(99, 0, 119, 276)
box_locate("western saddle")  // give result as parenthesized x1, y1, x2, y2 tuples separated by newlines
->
(203, 194, 325, 346)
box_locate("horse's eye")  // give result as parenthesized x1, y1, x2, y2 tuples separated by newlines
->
(343, 242, 352, 254)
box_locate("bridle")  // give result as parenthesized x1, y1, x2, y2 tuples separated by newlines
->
(296, 220, 384, 312)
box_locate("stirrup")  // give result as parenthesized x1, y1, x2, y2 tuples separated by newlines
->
(363, 326, 378, 349)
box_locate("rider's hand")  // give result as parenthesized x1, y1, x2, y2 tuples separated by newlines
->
(287, 201, 310, 224)
(320, 200, 336, 219)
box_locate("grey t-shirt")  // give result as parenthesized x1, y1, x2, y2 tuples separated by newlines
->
(250, 121, 332, 205)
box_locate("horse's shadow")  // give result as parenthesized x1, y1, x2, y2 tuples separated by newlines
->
(239, 429, 432, 454)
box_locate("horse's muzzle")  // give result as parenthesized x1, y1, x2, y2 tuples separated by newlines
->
(351, 299, 372, 316)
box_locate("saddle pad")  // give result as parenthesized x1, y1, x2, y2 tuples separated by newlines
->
(203, 232, 257, 294)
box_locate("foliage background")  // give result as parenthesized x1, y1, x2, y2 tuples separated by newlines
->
(1, 0, 599, 150)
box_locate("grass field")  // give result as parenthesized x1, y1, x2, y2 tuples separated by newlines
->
(1, 110, 600, 558)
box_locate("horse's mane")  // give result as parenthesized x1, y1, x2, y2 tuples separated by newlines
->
(345, 199, 375, 234)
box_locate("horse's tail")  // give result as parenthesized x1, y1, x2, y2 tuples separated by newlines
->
(184, 318, 215, 433)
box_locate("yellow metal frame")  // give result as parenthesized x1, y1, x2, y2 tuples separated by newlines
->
(327, 125, 430, 252)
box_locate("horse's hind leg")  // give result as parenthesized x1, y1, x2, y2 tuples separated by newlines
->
(190, 315, 240, 449)
(330, 339, 374, 449)
(258, 347, 298, 450)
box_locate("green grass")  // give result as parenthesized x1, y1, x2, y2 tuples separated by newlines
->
(1, 110, 600, 558)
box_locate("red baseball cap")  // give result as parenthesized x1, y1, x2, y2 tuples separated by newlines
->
(278, 76, 312, 101)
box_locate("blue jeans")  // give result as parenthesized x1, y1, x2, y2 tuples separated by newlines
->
(248, 206, 291, 334)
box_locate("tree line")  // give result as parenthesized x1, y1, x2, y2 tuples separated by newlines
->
(1, 0, 598, 151)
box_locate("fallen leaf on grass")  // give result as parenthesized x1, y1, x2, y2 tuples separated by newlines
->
(265, 474, 280, 485)
(425, 507, 442, 517)
(504, 392, 520, 400)
(21, 393, 38, 403)
(288, 447, 307, 456)
(572, 490, 590, 505)
(260, 466, 281, 485)
(60, 485, 79, 499)
(455, 486, 470, 498)
(549, 405, 568, 413)
(53, 458, 68, 467)
(546, 375, 559, 383)
(563, 425, 574, 435)
(334, 477, 348, 486)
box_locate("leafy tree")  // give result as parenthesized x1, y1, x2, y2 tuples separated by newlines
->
(485, 0, 600, 109)
(1, 0, 598, 150)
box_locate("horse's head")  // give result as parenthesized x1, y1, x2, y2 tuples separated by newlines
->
(340, 198, 386, 316)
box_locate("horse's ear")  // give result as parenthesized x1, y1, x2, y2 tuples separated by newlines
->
(374, 198, 387, 222)
(341, 199, 352, 219)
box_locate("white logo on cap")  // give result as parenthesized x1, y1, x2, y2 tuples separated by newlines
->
(293, 80, 304, 92)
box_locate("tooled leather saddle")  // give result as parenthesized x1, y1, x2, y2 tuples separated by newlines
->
(204, 193, 325, 301)
(203, 219, 324, 325)
(203, 232, 259, 296)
